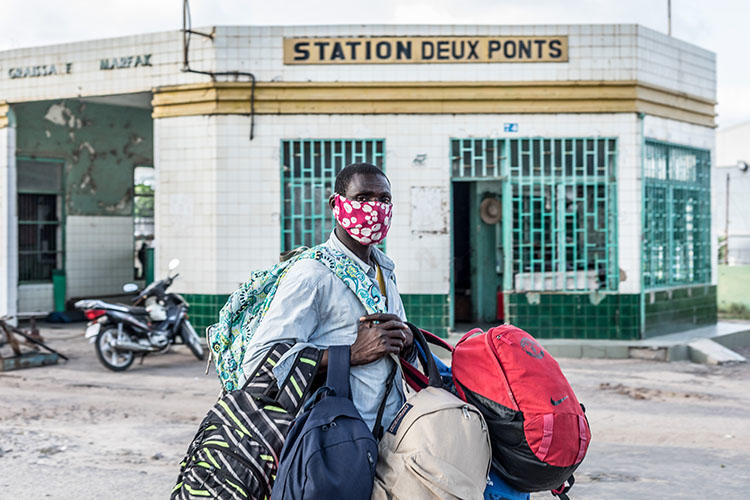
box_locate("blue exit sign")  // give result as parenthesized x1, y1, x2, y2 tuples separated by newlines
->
(504, 123, 519, 132)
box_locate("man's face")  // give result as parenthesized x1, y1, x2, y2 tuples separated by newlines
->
(330, 173, 392, 208)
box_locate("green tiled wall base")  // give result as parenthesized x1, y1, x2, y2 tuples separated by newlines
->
(507, 293, 640, 340)
(644, 285, 717, 338)
(182, 293, 229, 334)
(400, 294, 451, 338)
(181, 292, 452, 339)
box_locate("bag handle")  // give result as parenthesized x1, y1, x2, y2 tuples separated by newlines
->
(327, 345, 351, 399)
(456, 327, 485, 347)
(421, 328, 454, 353)
(406, 322, 442, 388)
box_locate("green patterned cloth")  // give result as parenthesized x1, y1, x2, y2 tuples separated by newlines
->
(209, 244, 386, 391)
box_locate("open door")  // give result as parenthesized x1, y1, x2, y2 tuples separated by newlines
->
(453, 181, 503, 325)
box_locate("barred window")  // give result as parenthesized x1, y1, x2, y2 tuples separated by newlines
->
(451, 138, 618, 292)
(643, 141, 710, 288)
(280, 139, 385, 252)
(17, 159, 64, 282)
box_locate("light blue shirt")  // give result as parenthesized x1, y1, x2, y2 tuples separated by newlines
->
(240, 231, 409, 431)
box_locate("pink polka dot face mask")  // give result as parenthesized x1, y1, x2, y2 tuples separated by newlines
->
(332, 193, 393, 245)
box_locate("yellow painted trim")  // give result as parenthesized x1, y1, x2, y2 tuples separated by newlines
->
(0, 102, 9, 129)
(152, 81, 716, 127)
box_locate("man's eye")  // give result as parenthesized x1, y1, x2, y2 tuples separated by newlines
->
(356, 196, 367, 202)
(381, 197, 391, 204)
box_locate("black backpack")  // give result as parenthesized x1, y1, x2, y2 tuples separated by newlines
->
(271, 345, 395, 500)
(171, 344, 321, 500)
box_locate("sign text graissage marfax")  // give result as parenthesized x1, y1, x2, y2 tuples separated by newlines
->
(283, 36, 568, 64)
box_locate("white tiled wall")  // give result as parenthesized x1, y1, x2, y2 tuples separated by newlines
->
(17, 284, 52, 313)
(0, 24, 714, 103)
(65, 215, 135, 297)
(155, 112, 644, 297)
(215, 24, 714, 101)
(154, 115, 220, 295)
(0, 31, 212, 102)
(643, 115, 717, 286)
(644, 115, 715, 150)
(634, 26, 715, 101)
(717, 122, 750, 166)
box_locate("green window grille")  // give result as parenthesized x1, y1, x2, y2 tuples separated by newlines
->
(451, 138, 619, 292)
(17, 158, 65, 282)
(281, 139, 385, 252)
(643, 141, 710, 288)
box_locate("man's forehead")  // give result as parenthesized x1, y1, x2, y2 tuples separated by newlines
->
(346, 172, 391, 195)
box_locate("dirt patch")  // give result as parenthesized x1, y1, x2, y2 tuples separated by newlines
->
(581, 471, 640, 483)
(598, 382, 714, 401)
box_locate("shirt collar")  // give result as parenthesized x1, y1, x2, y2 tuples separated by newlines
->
(327, 230, 394, 274)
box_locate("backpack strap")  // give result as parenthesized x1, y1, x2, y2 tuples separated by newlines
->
(326, 345, 351, 399)
(240, 342, 293, 395)
(372, 361, 398, 440)
(301, 245, 387, 316)
(407, 322, 443, 388)
(274, 346, 323, 414)
(551, 475, 575, 500)
(240, 343, 322, 415)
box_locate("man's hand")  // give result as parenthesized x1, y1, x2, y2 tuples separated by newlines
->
(350, 313, 413, 365)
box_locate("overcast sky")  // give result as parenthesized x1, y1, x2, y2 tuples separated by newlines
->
(1, 0, 747, 128)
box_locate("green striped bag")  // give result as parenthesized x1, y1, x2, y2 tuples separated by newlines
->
(172, 343, 321, 500)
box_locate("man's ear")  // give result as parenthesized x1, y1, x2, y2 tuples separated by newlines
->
(328, 194, 336, 211)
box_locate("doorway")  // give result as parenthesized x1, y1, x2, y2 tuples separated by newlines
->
(452, 181, 504, 326)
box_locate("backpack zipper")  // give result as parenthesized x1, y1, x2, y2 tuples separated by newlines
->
(485, 333, 520, 411)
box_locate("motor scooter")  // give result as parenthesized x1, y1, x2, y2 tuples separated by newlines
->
(75, 259, 204, 371)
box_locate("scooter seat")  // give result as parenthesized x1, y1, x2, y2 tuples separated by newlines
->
(125, 306, 149, 316)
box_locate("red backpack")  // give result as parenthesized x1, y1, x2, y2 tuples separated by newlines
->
(450, 325, 590, 498)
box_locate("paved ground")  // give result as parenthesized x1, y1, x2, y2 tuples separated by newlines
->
(1, 322, 748, 499)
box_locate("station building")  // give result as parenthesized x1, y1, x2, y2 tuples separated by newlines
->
(0, 24, 717, 338)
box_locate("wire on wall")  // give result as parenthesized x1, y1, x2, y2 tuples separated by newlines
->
(182, 0, 257, 140)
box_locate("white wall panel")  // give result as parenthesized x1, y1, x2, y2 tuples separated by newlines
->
(65, 215, 135, 297)
(17, 284, 52, 314)
(156, 112, 645, 296)
(0, 24, 714, 103)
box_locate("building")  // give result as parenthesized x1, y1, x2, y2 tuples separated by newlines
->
(715, 121, 750, 312)
(716, 121, 750, 264)
(0, 24, 717, 338)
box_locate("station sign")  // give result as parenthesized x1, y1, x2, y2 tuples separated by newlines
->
(284, 36, 568, 64)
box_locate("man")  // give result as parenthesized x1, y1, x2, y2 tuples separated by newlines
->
(240, 162, 413, 431)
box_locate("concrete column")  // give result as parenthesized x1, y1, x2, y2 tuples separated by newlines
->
(0, 104, 18, 322)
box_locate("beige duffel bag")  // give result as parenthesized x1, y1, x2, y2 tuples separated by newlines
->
(372, 328, 491, 500)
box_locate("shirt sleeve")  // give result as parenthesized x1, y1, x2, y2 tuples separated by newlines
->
(239, 261, 324, 387)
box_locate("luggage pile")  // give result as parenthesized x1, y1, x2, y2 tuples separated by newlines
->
(172, 323, 590, 500)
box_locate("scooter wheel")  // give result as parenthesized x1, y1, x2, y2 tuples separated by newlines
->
(180, 320, 205, 361)
(95, 327, 135, 371)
